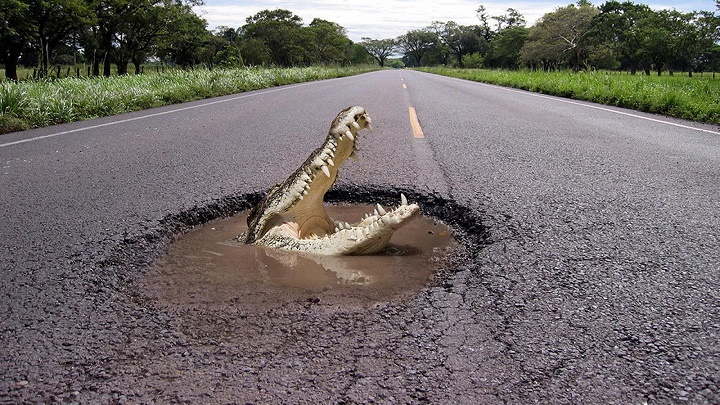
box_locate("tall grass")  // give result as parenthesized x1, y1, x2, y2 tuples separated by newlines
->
(418, 67, 720, 125)
(0, 66, 379, 134)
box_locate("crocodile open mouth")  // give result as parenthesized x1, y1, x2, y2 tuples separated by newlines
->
(240, 106, 420, 255)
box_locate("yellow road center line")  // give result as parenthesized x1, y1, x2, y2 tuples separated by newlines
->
(408, 107, 424, 139)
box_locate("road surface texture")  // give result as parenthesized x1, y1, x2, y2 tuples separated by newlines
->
(1, 70, 718, 403)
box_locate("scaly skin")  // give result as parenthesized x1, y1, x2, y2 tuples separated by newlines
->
(240, 106, 420, 255)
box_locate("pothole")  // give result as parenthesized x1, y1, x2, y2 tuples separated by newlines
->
(143, 204, 460, 312)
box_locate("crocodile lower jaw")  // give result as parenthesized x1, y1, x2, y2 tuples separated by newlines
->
(256, 195, 420, 255)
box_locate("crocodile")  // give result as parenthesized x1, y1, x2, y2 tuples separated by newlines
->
(240, 106, 419, 255)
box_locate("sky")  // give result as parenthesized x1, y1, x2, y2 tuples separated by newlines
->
(192, 0, 718, 42)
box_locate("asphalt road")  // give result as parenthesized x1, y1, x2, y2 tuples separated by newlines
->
(1, 70, 718, 403)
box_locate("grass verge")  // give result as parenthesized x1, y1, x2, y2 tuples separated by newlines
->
(418, 67, 720, 125)
(0, 66, 380, 134)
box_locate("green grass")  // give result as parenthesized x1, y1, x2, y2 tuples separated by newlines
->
(0, 65, 380, 134)
(417, 67, 720, 125)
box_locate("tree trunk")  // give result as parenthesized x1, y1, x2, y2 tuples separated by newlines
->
(133, 59, 142, 74)
(103, 55, 112, 77)
(3, 50, 21, 81)
(117, 60, 128, 75)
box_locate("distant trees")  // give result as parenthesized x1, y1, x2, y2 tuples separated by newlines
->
(584, 1, 719, 75)
(359, 38, 396, 67)
(397, 29, 437, 67)
(385, 0, 720, 75)
(217, 9, 362, 67)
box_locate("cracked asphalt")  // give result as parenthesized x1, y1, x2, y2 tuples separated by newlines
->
(1, 70, 719, 403)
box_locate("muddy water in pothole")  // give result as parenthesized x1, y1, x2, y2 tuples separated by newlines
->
(144, 205, 458, 312)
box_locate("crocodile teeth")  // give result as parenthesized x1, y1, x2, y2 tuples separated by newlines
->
(366, 123, 373, 133)
(345, 130, 354, 141)
(321, 165, 331, 178)
(376, 204, 386, 216)
(327, 158, 334, 166)
(401, 193, 408, 206)
(351, 121, 360, 130)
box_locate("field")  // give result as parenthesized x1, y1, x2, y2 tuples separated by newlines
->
(418, 67, 720, 125)
(0, 66, 379, 134)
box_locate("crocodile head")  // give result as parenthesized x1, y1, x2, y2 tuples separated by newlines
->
(240, 106, 420, 255)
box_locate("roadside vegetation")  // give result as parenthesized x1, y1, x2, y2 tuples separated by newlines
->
(0, 66, 378, 133)
(418, 67, 720, 124)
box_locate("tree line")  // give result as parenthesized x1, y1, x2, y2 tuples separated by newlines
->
(0, 1, 372, 81)
(2, 0, 718, 82)
(369, 0, 720, 76)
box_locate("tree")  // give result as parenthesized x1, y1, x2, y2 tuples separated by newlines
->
(638, 9, 678, 75)
(487, 26, 528, 68)
(590, 1, 654, 74)
(81, 0, 203, 76)
(307, 18, 352, 65)
(520, 3, 598, 71)
(670, 11, 720, 76)
(359, 37, 396, 67)
(214, 26, 240, 45)
(212, 43, 242, 68)
(397, 29, 437, 67)
(475, 5, 494, 41)
(29, 0, 94, 77)
(431, 21, 485, 66)
(346, 43, 373, 65)
(241, 9, 308, 66)
(238, 38, 271, 66)
(493, 8, 526, 31)
(114, 0, 170, 74)
(156, 3, 210, 67)
(0, 0, 35, 80)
